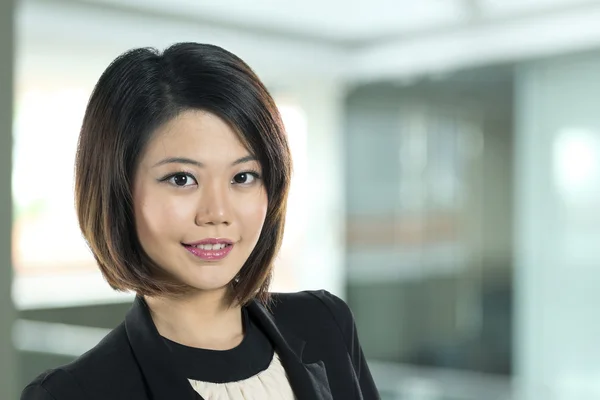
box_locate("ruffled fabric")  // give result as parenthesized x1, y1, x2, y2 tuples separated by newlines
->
(188, 352, 296, 400)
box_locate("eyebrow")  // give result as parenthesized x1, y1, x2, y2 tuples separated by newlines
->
(152, 155, 258, 168)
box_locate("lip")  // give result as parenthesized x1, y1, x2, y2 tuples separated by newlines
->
(182, 238, 235, 261)
(184, 238, 234, 246)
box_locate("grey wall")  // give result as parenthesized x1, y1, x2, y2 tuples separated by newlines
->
(1, 1, 16, 399)
(344, 67, 514, 372)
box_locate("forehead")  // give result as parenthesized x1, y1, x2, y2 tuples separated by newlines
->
(143, 110, 251, 162)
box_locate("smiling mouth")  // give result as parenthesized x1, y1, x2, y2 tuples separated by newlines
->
(186, 243, 231, 251)
(182, 243, 234, 261)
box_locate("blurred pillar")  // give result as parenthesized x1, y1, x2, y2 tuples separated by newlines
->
(0, 0, 16, 398)
(284, 80, 347, 298)
(515, 55, 600, 400)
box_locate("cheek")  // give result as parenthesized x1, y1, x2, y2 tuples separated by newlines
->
(238, 191, 269, 238)
(134, 187, 194, 243)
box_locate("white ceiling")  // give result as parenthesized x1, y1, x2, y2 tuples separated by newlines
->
(17, 0, 600, 88)
(72, 0, 469, 41)
(76, 0, 599, 42)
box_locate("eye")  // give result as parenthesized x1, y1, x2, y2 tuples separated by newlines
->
(232, 171, 260, 185)
(165, 173, 197, 187)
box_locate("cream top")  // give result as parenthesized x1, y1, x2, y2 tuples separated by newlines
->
(188, 352, 296, 400)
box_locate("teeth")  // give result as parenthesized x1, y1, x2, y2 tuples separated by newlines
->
(194, 243, 228, 250)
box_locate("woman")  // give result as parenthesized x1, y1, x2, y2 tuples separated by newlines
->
(21, 43, 379, 400)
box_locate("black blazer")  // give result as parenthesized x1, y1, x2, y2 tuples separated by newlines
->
(21, 290, 380, 400)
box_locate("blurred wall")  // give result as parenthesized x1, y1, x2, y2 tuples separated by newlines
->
(515, 52, 600, 399)
(344, 70, 513, 374)
(285, 80, 347, 297)
(1, 1, 16, 399)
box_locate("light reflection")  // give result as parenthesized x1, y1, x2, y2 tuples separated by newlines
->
(553, 128, 600, 205)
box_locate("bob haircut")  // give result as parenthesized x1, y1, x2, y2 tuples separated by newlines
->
(75, 43, 291, 306)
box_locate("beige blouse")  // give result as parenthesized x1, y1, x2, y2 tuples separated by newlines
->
(188, 352, 296, 400)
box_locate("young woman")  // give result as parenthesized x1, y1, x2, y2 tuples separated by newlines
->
(21, 43, 379, 400)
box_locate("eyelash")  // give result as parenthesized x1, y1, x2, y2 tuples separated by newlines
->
(235, 170, 262, 184)
(159, 170, 262, 187)
(159, 171, 196, 187)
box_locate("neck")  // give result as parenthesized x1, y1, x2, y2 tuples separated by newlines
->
(144, 289, 244, 351)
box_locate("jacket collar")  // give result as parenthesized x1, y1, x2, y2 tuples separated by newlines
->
(247, 299, 333, 400)
(125, 295, 332, 400)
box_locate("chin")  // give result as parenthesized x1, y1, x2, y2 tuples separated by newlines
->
(179, 270, 236, 293)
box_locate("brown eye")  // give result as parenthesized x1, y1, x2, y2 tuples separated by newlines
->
(173, 175, 188, 186)
(164, 173, 197, 187)
(232, 172, 259, 185)
(233, 173, 248, 184)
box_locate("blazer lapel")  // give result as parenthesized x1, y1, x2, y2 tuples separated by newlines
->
(124, 295, 333, 400)
(247, 300, 333, 400)
(125, 296, 202, 400)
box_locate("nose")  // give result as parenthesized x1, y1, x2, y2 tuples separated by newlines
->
(194, 182, 232, 226)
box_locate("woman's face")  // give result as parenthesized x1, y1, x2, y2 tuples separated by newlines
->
(133, 110, 268, 294)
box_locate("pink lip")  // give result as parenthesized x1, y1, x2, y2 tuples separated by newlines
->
(183, 238, 234, 261)
(185, 238, 234, 246)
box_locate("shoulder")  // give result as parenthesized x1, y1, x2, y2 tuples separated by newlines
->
(21, 368, 83, 400)
(271, 289, 352, 316)
(21, 323, 141, 400)
(268, 289, 356, 337)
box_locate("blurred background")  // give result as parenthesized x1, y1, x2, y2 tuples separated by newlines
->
(1, 0, 600, 399)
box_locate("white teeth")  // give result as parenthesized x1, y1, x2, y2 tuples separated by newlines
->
(194, 243, 228, 250)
